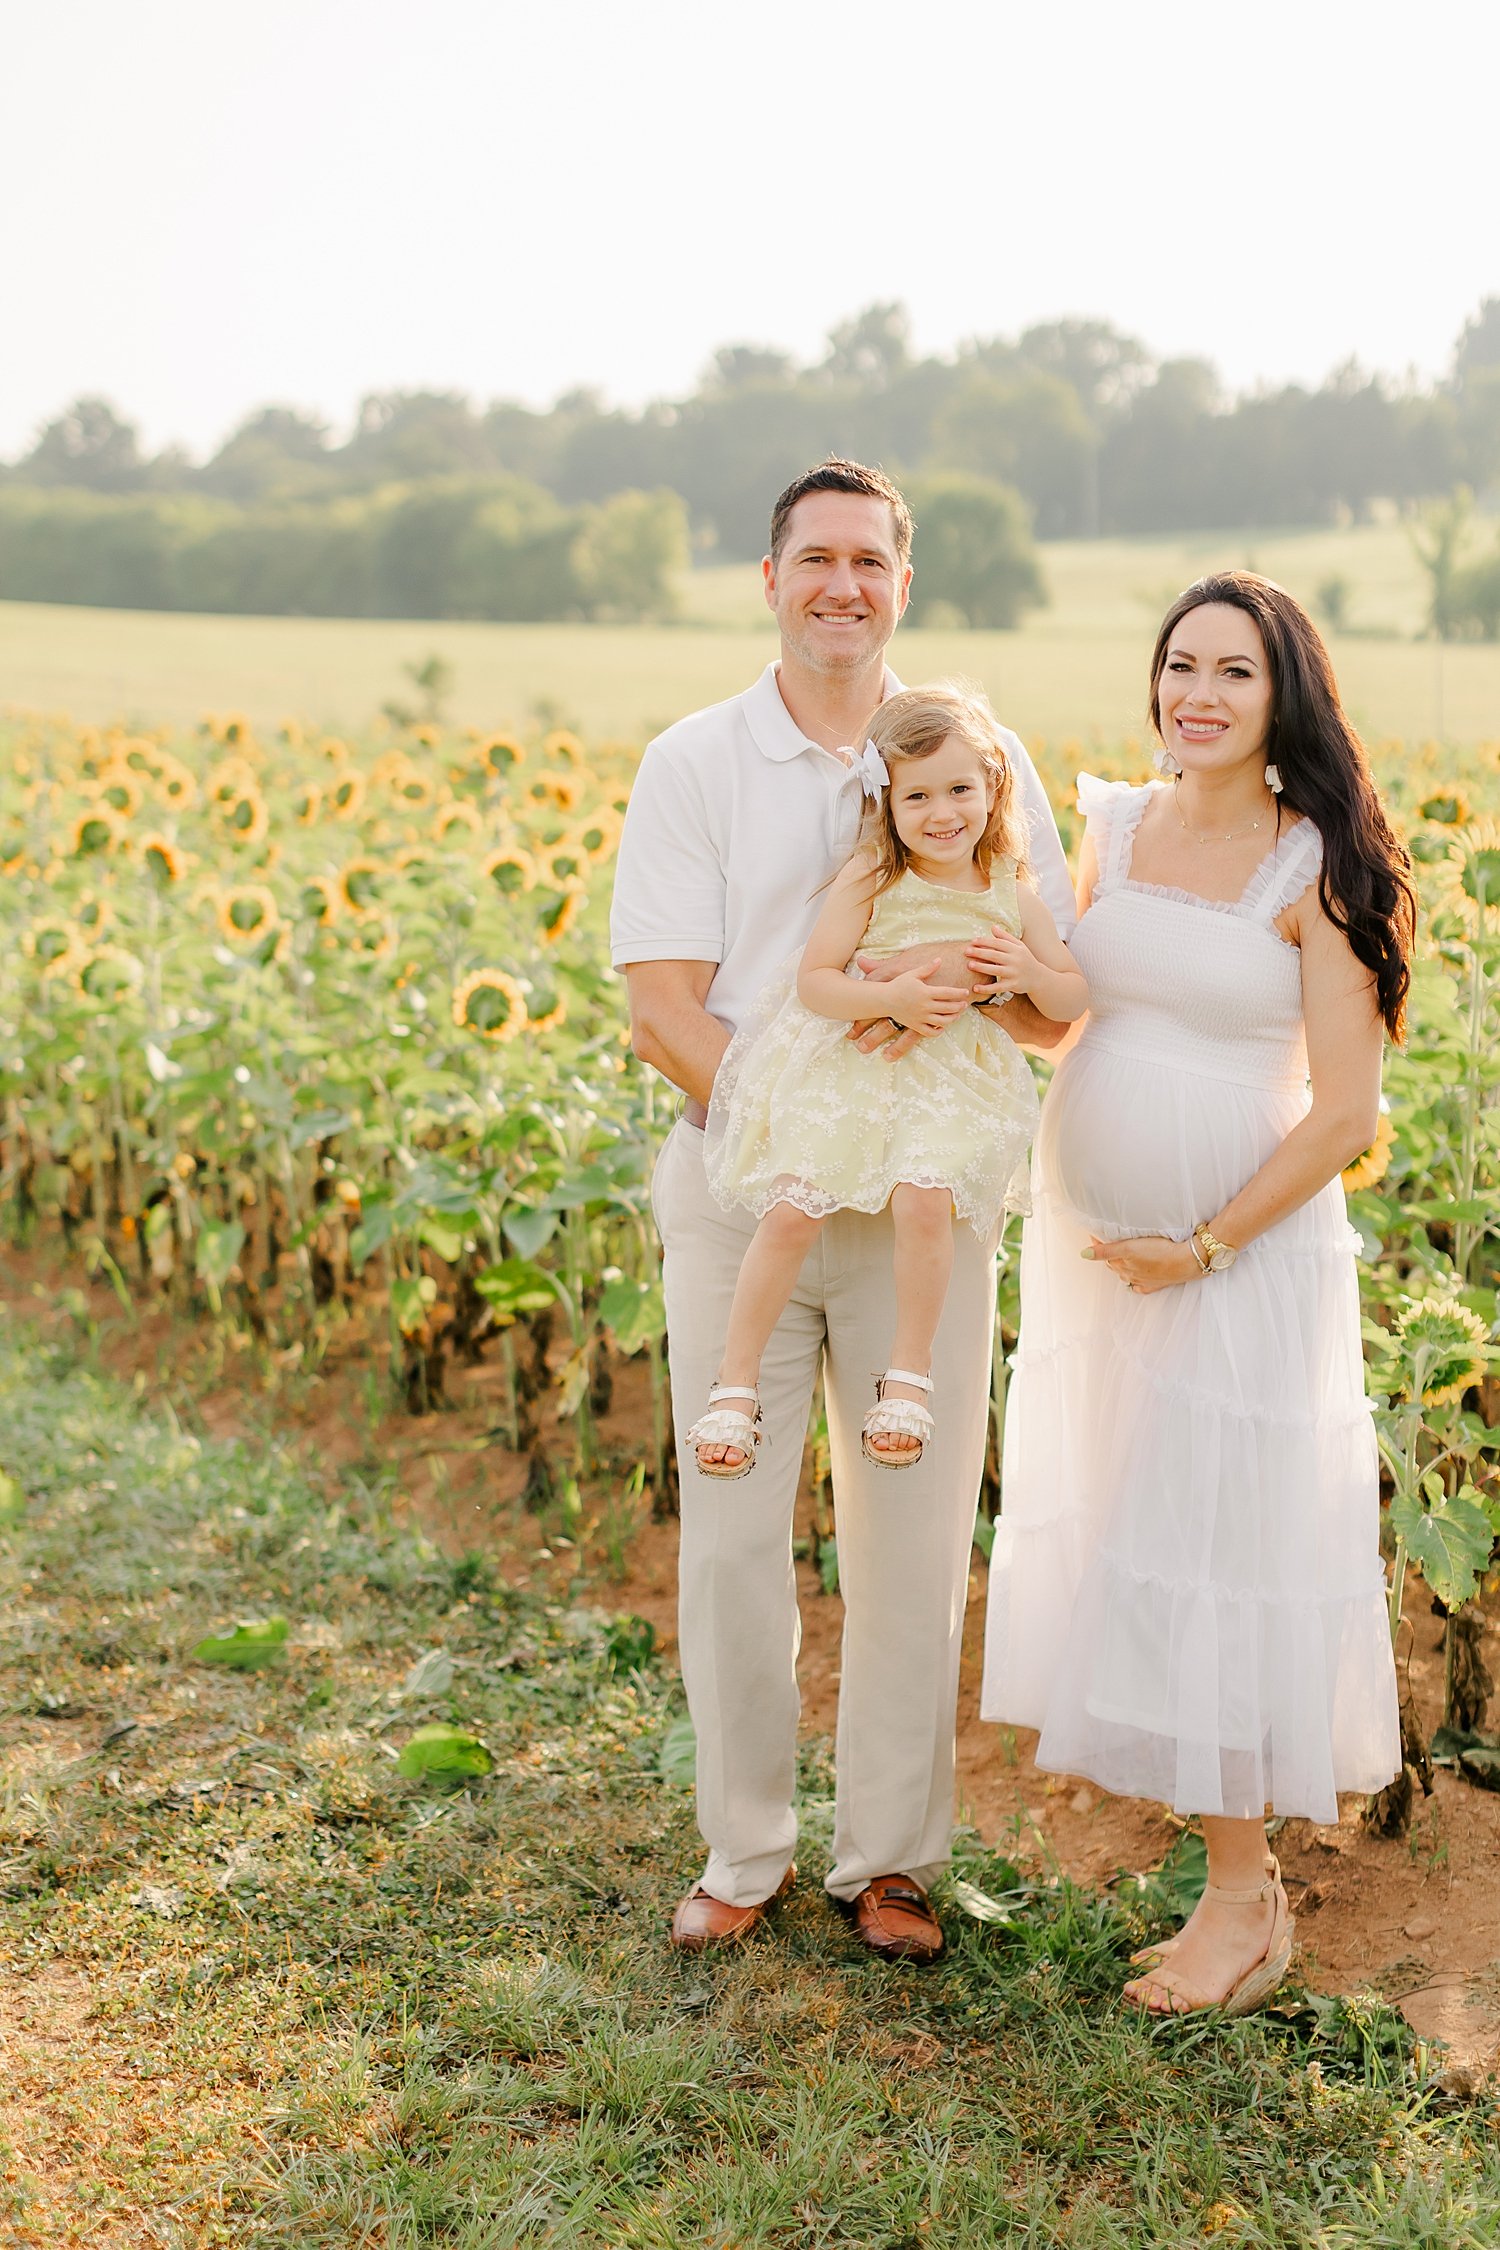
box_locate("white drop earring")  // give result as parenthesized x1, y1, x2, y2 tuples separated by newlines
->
(1265, 763, 1283, 794)
(1153, 744, 1182, 778)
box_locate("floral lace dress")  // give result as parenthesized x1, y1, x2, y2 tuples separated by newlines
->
(704, 860, 1039, 1239)
(980, 777, 1399, 1823)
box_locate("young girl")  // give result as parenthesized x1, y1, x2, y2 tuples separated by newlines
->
(689, 684, 1087, 1479)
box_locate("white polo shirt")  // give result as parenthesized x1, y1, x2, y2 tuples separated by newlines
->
(610, 662, 1076, 1037)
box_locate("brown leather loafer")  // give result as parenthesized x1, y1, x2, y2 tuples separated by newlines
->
(840, 1873, 945, 1963)
(669, 1863, 795, 1951)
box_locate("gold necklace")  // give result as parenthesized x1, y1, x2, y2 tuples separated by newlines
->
(1173, 779, 1275, 845)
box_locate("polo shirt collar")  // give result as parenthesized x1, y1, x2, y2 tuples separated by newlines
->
(743, 661, 905, 764)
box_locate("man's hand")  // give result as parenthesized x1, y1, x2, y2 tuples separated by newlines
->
(845, 941, 991, 1060)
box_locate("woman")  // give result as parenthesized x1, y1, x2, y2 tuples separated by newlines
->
(978, 572, 1415, 2016)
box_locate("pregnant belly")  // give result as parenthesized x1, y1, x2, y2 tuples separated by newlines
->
(1039, 1043, 1302, 1239)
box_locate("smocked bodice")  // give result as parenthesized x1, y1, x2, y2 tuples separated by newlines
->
(1070, 776, 1322, 1091)
(860, 860, 1021, 959)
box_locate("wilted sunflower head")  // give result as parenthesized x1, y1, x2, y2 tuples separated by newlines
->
(451, 967, 528, 1041)
(1395, 1295, 1491, 1406)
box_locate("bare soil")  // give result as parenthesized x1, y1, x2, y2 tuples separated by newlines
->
(5, 1243, 1498, 2081)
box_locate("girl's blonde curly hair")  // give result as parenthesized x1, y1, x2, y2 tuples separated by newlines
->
(857, 681, 1031, 899)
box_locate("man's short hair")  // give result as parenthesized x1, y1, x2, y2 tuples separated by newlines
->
(769, 458, 914, 567)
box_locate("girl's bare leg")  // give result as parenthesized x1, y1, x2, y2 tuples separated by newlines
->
(1122, 1815, 1278, 2013)
(699, 1201, 824, 1469)
(869, 1184, 955, 1462)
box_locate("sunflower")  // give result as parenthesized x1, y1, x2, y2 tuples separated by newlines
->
(74, 944, 145, 1002)
(339, 857, 385, 916)
(1342, 1112, 1397, 1192)
(432, 799, 483, 844)
(216, 883, 282, 945)
(74, 892, 113, 941)
(328, 770, 367, 820)
(291, 779, 322, 826)
(214, 785, 271, 848)
(319, 735, 351, 764)
(369, 751, 410, 788)
(451, 967, 528, 1041)
(573, 809, 623, 864)
(529, 773, 583, 812)
(411, 723, 441, 750)
(1418, 791, 1471, 826)
(68, 808, 122, 858)
(479, 735, 525, 778)
(1452, 819, 1500, 914)
(153, 753, 198, 810)
(544, 843, 588, 885)
(391, 845, 439, 880)
(481, 846, 535, 896)
(279, 719, 305, 750)
(542, 729, 585, 767)
(526, 995, 568, 1034)
(207, 756, 258, 805)
(95, 767, 144, 818)
(1395, 1295, 1491, 1407)
(298, 875, 342, 925)
(388, 764, 436, 812)
(536, 883, 585, 945)
(22, 919, 76, 969)
(139, 834, 186, 888)
(347, 912, 399, 960)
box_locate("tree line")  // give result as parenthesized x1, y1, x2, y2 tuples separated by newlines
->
(2, 299, 1498, 628)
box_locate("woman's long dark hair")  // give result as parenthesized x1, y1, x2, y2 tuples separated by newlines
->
(1149, 571, 1416, 1040)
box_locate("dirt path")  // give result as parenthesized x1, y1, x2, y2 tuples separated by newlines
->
(6, 1246, 1498, 2084)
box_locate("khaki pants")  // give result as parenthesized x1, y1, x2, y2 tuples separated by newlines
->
(653, 1119, 998, 1907)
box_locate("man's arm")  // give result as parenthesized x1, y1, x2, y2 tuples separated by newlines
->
(625, 960, 727, 1108)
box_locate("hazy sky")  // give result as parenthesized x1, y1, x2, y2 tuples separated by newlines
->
(4, 0, 1496, 459)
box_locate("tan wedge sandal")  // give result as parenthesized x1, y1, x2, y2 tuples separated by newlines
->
(1128, 1857, 1295, 2017)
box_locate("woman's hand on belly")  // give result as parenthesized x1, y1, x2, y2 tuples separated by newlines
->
(1085, 1234, 1203, 1296)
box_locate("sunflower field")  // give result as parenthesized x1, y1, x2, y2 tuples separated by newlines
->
(0, 706, 1497, 1805)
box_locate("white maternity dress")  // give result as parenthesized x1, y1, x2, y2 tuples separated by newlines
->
(980, 775, 1399, 1823)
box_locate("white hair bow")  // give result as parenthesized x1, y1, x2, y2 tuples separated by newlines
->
(852, 738, 889, 799)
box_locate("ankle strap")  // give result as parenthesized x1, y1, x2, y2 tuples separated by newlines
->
(879, 1368, 934, 1392)
(707, 1384, 758, 1405)
(1203, 1875, 1275, 1905)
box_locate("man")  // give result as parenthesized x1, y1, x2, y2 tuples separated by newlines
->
(610, 459, 1074, 1961)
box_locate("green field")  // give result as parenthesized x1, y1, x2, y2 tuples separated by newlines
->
(4, 522, 1497, 748)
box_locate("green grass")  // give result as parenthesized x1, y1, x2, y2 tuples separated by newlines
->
(2, 1321, 1498, 2245)
(3, 521, 1498, 748)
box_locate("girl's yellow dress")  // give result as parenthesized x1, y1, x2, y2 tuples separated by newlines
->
(704, 859, 1040, 1238)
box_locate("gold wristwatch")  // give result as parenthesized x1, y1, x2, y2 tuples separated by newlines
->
(1191, 1223, 1239, 1273)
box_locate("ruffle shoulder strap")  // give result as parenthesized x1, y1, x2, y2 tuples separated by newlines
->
(1247, 818, 1325, 925)
(1075, 771, 1154, 893)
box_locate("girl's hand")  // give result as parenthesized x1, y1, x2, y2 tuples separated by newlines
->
(883, 965, 972, 1035)
(968, 930, 1040, 995)
(1085, 1235, 1202, 1295)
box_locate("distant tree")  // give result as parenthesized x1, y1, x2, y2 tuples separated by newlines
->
(22, 397, 143, 491)
(1411, 487, 1474, 641)
(906, 474, 1045, 628)
(1454, 297, 1500, 382)
(343, 391, 498, 484)
(571, 488, 689, 619)
(706, 344, 796, 391)
(1315, 572, 1353, 630)
(201, 407, 334, 503)
(1455, 368, 1500, 497)
(819, 302, 911, 390)
(1449, 543, 1500, 640)
(1013, 318, 1153, 422)
(931, 367, 1097, 537)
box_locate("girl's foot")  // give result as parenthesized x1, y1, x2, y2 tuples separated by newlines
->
(1123, 1861, 1293, 2017)
(861, 1370, 934, 1468)
(685, 1384, 762, 1480)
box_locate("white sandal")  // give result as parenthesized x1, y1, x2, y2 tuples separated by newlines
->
(685, 1384, 762, 1480)
(861, 1369, 934, 1469)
